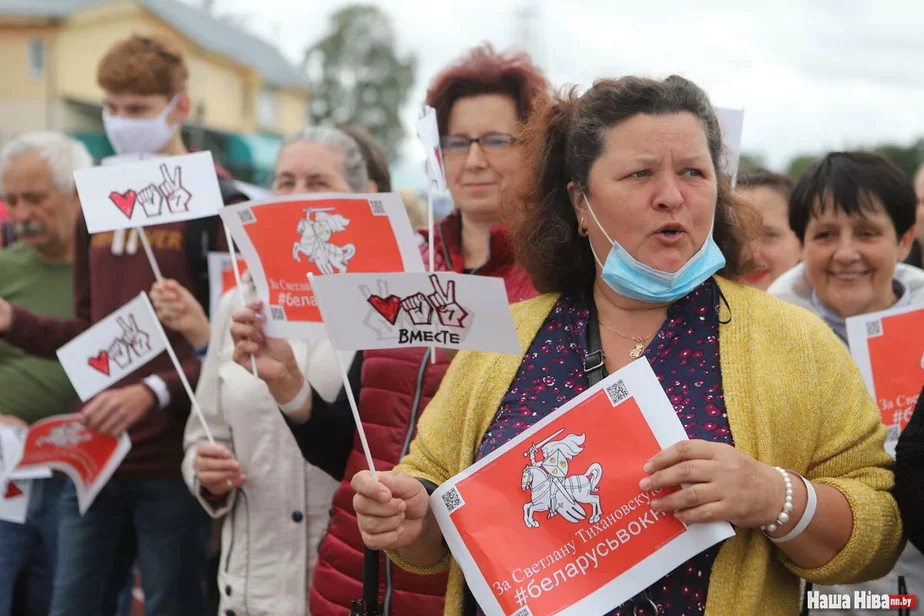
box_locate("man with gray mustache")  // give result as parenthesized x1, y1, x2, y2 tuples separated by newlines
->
(0, 131, 93, 615)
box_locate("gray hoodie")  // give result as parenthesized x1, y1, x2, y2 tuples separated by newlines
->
(768, 262, 924, 615)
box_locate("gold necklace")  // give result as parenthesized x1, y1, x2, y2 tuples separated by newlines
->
(598, 320, 658, 358)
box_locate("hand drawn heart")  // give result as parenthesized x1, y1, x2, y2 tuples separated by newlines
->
(368, 295, 402, 326)
(434, 147, 444, 174)
(87, 351, 110, 376)
(3, 482, 22, 499)
(109, 190, 137, 219)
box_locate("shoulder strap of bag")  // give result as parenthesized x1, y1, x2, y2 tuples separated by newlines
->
(583, 294, 607, 386)
(583, 293, 661, 615)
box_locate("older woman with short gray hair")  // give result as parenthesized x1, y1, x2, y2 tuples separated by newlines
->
(272, 126, 372, 195)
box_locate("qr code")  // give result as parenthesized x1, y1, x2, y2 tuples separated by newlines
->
(866, 319, 882, 337)
(270, 306, 286, 321)
(441, 487, 465, 513)
(887, 425, 901, 442)
(512, 607, 534, 616)
(369, 199, 386, 215)
(605, 379, 630, 406)
(237, 209, 255, 224)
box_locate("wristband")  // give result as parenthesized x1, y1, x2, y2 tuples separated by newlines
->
(277, 378, 311, 415)
(768, 471, 817, 543)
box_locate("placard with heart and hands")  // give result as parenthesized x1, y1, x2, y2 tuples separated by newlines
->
(55, 293, 168, 402)
(309, 271, 521, 355)
(74, 151, 223, 234)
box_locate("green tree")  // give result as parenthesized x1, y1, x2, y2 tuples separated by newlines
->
(738, 152, 767, 174)
(873, 143, 919, 178)
(786, 155, 819, 180)
(302, 5, 417, 161)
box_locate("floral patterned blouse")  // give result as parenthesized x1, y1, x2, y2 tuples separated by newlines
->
(474, 279, 733, 616)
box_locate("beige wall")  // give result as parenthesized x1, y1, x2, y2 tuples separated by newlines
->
(54, 3, 152, 104)
(276, 90, 309, 135)
(0, 26, 55, 100)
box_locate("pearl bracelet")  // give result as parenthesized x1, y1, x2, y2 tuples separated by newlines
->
(760, 466, 793, 534)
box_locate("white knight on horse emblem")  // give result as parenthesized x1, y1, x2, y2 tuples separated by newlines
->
(292, 207, 356, 275)
(521, 429, 603, 528)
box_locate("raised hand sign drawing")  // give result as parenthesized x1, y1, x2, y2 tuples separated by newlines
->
(521, 430, 603, 528)
(74, 151, 222, 234)
(293, 208, 357, 275)
(107, 339, 131, 370)
(138, 184, 165, 217)
(401, 293, 434, 326)
(427, 275, 468, 328)
(158, 164, 191, 213)
(117, 315, 151, 357)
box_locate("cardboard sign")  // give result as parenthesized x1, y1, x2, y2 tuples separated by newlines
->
(74, 151, 222, 233)
(846, 304, 924, 455)
(716, 107, 745, 186)
(431, 359, 734, 616)
(416, 106, 448, 192)
(310, 272, 521, 355)
(219, 193, 425, 339)
(56, 293, 168, 402)
(207, 252, 249, 324)
(12, 415, 130, 514)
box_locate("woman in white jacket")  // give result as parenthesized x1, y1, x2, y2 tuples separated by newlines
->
(768, 151, 924, 616)
(151, 126, 373, 615)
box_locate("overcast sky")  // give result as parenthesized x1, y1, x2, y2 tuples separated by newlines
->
(193, 0, 924, 178)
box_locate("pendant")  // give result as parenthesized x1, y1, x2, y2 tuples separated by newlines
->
(628, 343, 645, 358)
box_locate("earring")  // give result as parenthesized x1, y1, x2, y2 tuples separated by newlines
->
(578, 216, 589, 237)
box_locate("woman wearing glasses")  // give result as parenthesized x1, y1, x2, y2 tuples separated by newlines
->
(229, 44, 550, 616)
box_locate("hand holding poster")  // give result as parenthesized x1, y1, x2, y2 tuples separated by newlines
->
(310, 272, 521, 355)
(431, 359, 734, 616)
(846, 304, 924, 455)
(74, 151, 222, 233)
(219, 193, 425, 339)
(56, 293, 168, 402)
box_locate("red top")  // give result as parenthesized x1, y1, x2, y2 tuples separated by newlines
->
(307, 211, 537, 616)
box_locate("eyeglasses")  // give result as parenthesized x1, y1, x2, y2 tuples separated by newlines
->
(439, 132, 518, 156)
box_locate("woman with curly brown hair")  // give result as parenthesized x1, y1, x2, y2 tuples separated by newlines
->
(351, 75, 904, 616)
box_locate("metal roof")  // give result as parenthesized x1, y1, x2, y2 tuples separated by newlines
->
(0, 0, 309, 90)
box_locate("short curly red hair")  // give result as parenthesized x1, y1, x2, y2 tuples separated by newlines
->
(424, 43, 550, 135)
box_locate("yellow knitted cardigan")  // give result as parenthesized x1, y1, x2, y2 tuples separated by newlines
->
(389, 277, 904, 616)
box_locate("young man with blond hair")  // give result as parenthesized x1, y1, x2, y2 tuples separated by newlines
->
(0, 34, 240, 615)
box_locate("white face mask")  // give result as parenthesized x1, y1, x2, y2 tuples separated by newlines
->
(102, 95, 180, 156)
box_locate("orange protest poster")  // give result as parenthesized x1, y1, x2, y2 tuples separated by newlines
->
(207, 252, 249, 323)
(431, 359, 734, 616)
(220, 193, 425, 339)
(847, 305, 924, 453)
(14, 415, 131, 514)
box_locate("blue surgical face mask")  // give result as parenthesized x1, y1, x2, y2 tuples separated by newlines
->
(583, 194, 726, 303)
